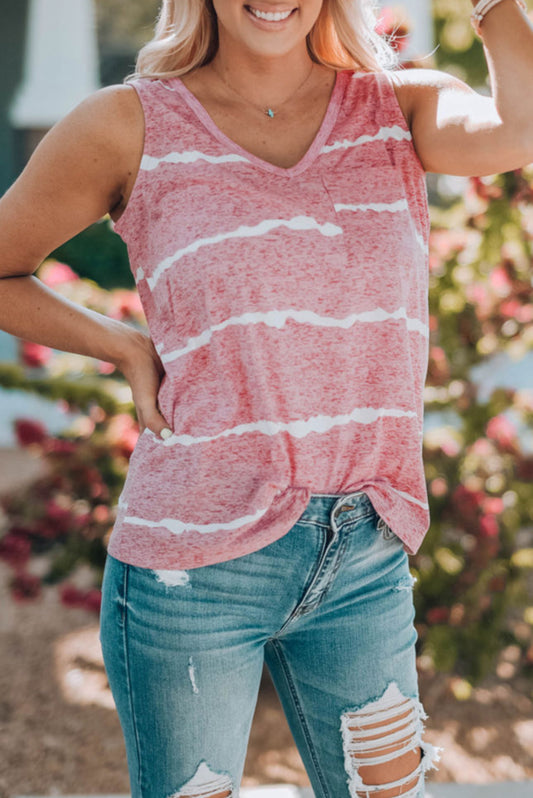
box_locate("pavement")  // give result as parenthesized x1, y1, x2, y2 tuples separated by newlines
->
(13, 785, 533, 798)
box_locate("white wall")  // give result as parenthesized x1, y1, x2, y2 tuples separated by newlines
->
(9, 0, 99, 128)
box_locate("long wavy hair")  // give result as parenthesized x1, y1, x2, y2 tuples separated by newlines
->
(130, 0, 400, 80)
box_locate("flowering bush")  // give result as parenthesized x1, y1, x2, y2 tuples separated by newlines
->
(0, 261, 144, 611)
(417, 165, 533, 682)
(0, 405, 132, 612)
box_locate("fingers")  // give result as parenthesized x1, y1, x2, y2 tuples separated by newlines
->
(137, 405, 173, 439)
(118, 334, 173, 440)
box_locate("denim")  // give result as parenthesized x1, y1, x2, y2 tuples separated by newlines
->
(99, 491, 435, 798)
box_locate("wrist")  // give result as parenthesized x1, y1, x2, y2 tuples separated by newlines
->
(470, 0, 527, 36)
(104, 321, 150, 371)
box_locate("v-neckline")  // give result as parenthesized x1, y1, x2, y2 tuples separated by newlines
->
(168, 68, 349, 179)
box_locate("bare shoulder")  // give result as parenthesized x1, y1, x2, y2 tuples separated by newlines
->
(69, 83, 143, 132)
(0, 83, 146, 274)
(52, 84, 144, 155)
(385, 68, 478, 127)
(55, 83, 145, 217)
(59, 83, 144, 162)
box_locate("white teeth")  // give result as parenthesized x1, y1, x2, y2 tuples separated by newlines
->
(248, 6, 294, 21)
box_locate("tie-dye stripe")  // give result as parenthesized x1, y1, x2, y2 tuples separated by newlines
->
(106, 68, 432, 569)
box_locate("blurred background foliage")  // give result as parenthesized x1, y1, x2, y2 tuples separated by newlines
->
(0, 2, 532, 690)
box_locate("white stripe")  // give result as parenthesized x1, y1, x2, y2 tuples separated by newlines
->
(321, 125, 412, 154)
(160, 306, 428, 364)
(414, 229, 427, 254)
(141, 150, 250, 171)
(144, 216, 343, 290)
(124, 503, 270, 537)
(334, 198, 408, 214)
(388, 484, 429, 510)
(141, 126, 412, 170)
(145, 406, 418, 447)
(141, 125, 412, 172)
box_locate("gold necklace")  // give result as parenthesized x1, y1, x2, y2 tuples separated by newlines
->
(212, 61, 315, 119)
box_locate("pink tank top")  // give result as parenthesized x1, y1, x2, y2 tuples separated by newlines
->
(107, 68, 430, 569)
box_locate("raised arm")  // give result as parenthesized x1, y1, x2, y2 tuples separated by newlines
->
(390, 0, 533, 176)
(0, 85, 172, 437)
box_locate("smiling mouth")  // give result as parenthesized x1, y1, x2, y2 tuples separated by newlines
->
(244, 5, 298, 22)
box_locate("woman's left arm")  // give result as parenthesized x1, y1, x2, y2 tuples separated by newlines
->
(393, 0, 533, 176)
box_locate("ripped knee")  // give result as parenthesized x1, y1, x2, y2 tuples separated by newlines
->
(167, 761, 234, 798)
(340, 683, 442, 797)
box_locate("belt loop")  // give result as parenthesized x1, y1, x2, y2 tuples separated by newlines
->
(330, 491, 366, 531)
(330, 494, 347, 534)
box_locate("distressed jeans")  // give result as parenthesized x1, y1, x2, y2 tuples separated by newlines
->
(99, 491, 440, 798)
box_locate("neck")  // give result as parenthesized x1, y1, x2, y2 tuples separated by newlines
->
(209, 34, 316, 105)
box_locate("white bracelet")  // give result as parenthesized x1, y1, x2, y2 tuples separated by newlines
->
(471, 0, 527, 37)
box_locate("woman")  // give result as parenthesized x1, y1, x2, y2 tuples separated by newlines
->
(1, 0, 532, 795)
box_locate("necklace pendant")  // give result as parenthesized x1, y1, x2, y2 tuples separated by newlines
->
(266, 108, 275, 118)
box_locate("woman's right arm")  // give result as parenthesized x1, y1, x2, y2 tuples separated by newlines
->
(0, 84, 172, 437)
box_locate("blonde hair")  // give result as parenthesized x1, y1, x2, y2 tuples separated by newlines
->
(131, 0, 401, 80)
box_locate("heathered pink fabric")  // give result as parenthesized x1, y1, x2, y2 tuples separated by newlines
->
(107, 68, 431, 569)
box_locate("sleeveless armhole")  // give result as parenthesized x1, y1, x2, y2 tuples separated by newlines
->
(378, 70, 427, 174)
(377, 69, 430, 248)
(112, 79, 154, 241)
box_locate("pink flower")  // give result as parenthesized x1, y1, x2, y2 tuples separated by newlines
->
(499, 299, 521, 318)
(375, 8, 411, 52)
(470, 437, 493, 457)
(490, 266, 512, 295)
(83, 589, 102, 614)
(452, 485, 484, 521)
(0, 532, 32, 567)
(20, 341, 52, 368)
(43, 438, 77, 456)
(430, 477, 448, 497)
(486, 415, 517, 450)
(426, 606, 450, 624)
(516, 305, 533, 323)
(466, 283, 491, 318)
(470, 177, 503, 201)
(38, 261, 79, 287)
(92, 504, 110, 523)
(478, 514, 499, 538)
(428, 346, 450, 385)
(440, 438, 460, 458)
(109, 290, 144, 321)
(44, 499, 73, 533)
(14, 418, 48, 446)
(429, 229, 467, 258)
(11, 571, 42, 602)
(482, 497, 504, 515)
(106, 413, 139, 458)
(59, 585, 102, 614)
(59, 583, 86, 607)
(34, 518, 66, 540)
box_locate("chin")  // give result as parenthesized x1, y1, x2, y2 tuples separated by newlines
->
(214, 0, 319, 59)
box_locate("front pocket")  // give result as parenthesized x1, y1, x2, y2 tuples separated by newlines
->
(377, 515, 397, 541)
(320, 163, 427, 317)
(322, 161, 408, 212)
